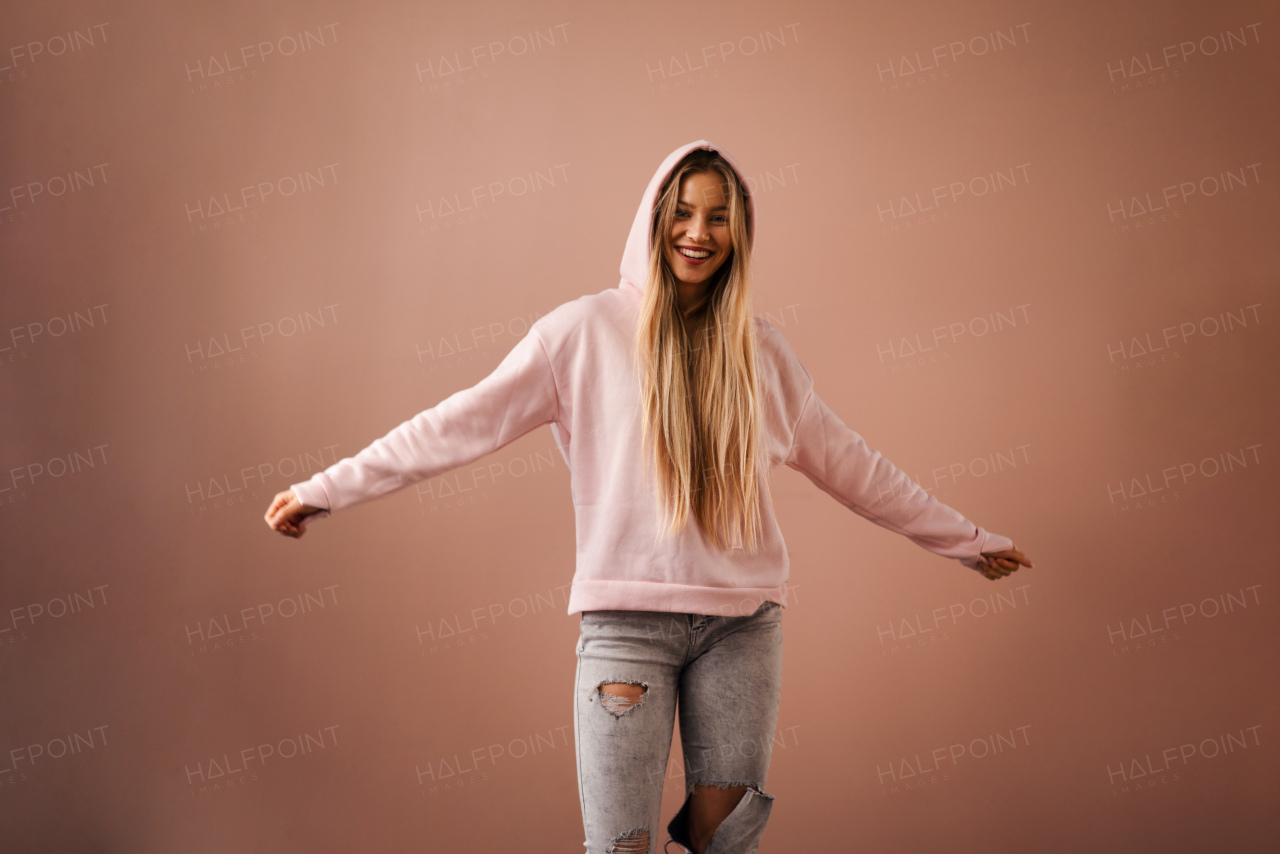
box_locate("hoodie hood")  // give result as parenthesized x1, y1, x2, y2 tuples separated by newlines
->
(618, 140, 755, 298)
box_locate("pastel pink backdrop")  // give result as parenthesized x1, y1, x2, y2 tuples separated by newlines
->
(2, 1, 1276, 851)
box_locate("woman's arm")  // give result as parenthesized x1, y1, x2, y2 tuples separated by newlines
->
(784, 386, 1014, 569)
(272, 326, 559, 530)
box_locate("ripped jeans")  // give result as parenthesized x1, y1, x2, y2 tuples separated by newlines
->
(573, 601, 783, 854)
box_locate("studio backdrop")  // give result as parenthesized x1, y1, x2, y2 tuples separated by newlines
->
(2, 0, 1277, 851)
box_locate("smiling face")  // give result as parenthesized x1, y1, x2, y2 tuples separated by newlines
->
(662, 171, 734, 312)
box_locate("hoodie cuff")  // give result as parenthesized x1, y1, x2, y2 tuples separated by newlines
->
(958, 529, 1015, 571)
(290, 477, 332, 523)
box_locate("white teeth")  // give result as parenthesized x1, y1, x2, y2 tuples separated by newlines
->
(678, 248, 711, 259)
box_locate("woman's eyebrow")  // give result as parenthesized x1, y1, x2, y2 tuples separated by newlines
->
(677, 201, 729, 211)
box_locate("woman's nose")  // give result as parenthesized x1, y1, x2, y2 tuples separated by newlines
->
(685, 215, 710, 241)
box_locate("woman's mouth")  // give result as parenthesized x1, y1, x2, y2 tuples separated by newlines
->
(677, 246, 713, 264)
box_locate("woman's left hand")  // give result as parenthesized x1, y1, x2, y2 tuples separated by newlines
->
(976, 547, 1033, 580)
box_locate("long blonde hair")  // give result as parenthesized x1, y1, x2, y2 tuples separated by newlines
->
(634, 149, 767, 552)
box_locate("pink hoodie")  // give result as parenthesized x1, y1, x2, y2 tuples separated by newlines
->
(290, 140, 1013, 617)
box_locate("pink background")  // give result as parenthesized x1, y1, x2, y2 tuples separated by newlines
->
(2, 0, 1277, 850)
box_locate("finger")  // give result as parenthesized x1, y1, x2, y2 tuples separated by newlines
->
(268, 503, 290, 527)
(1001, 549, 1034, 568)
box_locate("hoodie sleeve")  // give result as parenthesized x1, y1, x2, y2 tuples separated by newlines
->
(765, 326, 1013, 570)
(289, 326, 559, 523)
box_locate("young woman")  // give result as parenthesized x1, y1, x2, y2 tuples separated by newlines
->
(265, 141, 1032, 854)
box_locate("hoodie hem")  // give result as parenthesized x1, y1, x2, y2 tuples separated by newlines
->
(567, 579, 787, 618)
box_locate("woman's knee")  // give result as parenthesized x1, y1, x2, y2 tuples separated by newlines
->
(605, 827, 649, 853)
(672, 783, 775, 854)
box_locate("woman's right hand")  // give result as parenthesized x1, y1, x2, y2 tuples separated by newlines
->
(976, 546, 1033, 580)
(264, 489, 325, 539)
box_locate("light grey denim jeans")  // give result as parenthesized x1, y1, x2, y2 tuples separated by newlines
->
(573, 601, 784, 854)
